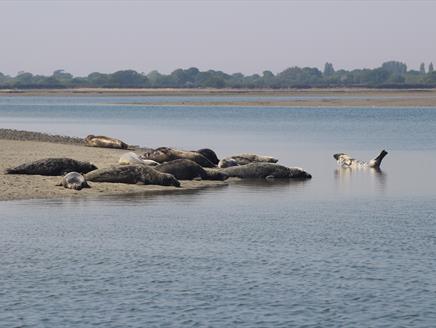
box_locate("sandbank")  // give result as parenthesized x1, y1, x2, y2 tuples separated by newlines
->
(0, 134, 227, 201)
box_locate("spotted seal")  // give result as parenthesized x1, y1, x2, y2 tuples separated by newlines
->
(333, 150, 388, 169)
(142, 147, 215, 168)
(218, 162, 312, 180)
(5, 158, 97, 176)
(85, 135, 128, 149)
(155, 159, 228, 181)
(56, 172, 90, 190)
(85, 165, 180, 187)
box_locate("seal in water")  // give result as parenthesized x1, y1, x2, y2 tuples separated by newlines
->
(119, 152, 159, 166)
(56, 172, 90, 190)
(84, 135, 128, 149)
(85, 165, 180, 187)
(218, 162, 312, 180)
(155, 159, 228, 181)
(333, 150, 388, 169)
(142, 147, 215, 168)
(5, 158, 97, 176)
(195, 148, 220, 165)
(218, 153, 278, 167)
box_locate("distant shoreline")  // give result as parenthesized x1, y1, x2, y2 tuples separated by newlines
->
(1, 88, 435, 107)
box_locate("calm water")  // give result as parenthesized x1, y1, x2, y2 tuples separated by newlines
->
(1, 96, 436, 327)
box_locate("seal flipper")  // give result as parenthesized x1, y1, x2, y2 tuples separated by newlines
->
(369, 150, 388, 168)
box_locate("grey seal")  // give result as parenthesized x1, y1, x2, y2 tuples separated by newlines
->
(119, 152, 159, 166)
(85, 165, 180, 187)
(333, 150, 388, 169)
(85, 135, 128, 149)
(195, 148, 220, 165)
(218, 162, 312, 180)
(142, 147, 215, 168)
(5, 158, 97, 176)
(218, 153, 278, 167)
(56, 172, 90, 190)
(155, 159, 228, 181)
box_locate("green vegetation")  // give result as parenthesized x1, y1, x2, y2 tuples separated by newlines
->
(1, 61, 435, 89)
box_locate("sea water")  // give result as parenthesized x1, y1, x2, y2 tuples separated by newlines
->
(0, 96, 435, 327)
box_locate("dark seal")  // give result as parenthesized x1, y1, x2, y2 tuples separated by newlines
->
(5, 158, 97, 176)
(155, 159, 227, 180)
(219, 162, 312, 180)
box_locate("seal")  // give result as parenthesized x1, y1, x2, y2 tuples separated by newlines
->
(155, 159, 228, 180)
(333, 150, 388, 169)
(218, 153, 278, 167)
(218, 162, 312, 180)
(195, 148, 220, 165)
(142, 147, 215, 168)
(56, 172, 90, 190)
(85, 165, 180, 187)
(84, 135, 128, 149)
(119, 152, 159, 166)
(5, 158, 97, 176)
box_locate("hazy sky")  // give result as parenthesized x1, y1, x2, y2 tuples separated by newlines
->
(1, 0, 435, 76)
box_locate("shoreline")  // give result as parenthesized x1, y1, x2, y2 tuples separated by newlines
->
(1, 88, 435, 107)
(0, 131, 228, 201)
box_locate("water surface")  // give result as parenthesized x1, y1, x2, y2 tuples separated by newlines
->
(1, 96, 435, 327)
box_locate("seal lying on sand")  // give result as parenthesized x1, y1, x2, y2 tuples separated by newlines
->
(155, 159, 228, 181)
(5, 158, 97, 176)
(333, 150, 388, 169)
(218, 162, 312, 180)
(119, 152, 159, 166)
(56, 172, 90, 190)
(195, 148, 220, 165)
(85, 135, 128, 149)
(218, 153, 279, 168)
(85, 165, 180, 187)
(142, 147, 215, 168)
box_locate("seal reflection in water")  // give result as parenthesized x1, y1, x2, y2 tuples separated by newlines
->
(84, 135, 129, 149)
(57, 172, 90, 190)
(333, 150, 388, 169)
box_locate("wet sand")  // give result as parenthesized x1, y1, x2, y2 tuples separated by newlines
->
(0, 136, 227, 201)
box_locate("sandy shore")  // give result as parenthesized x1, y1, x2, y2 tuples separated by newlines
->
(1, 88, 436, 107)
(0, 137, 227, 201)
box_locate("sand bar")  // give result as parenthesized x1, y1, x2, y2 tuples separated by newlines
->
(0, 132, 227, 201)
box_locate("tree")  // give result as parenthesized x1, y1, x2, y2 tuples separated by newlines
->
(381, 61, 407, 75)
(429, 62, 434, 73)
(323, 62, 335, 77)
(419, 63, 426, 74)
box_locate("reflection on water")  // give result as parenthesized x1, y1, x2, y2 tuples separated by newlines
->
(334, 166, 387, 193)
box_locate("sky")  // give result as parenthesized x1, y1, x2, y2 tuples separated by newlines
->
(0, 0, 435, 77)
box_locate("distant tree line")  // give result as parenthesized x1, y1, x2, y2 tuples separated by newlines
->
(1, 61, 435, 89)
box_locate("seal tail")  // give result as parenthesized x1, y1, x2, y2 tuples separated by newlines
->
(370, 150, 388, 168)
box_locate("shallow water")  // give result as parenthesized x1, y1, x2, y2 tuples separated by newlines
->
(1, 96, 436, 327)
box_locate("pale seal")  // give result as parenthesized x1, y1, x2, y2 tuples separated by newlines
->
(56, 172, 90, 190)
(119, 152, 159, 166)
(333, 150, 388, 169)
(5, 158, 97, 176)
(218, 162, 312, 180)
(84, 135, 128, 149)
(85, 165, 180, 187)
(142, 147, 215, 168)
(218, 153, 278, 167)
(155, 159, 228, 181)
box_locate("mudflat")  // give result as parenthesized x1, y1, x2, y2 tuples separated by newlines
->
(1, 88, 436, 107)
